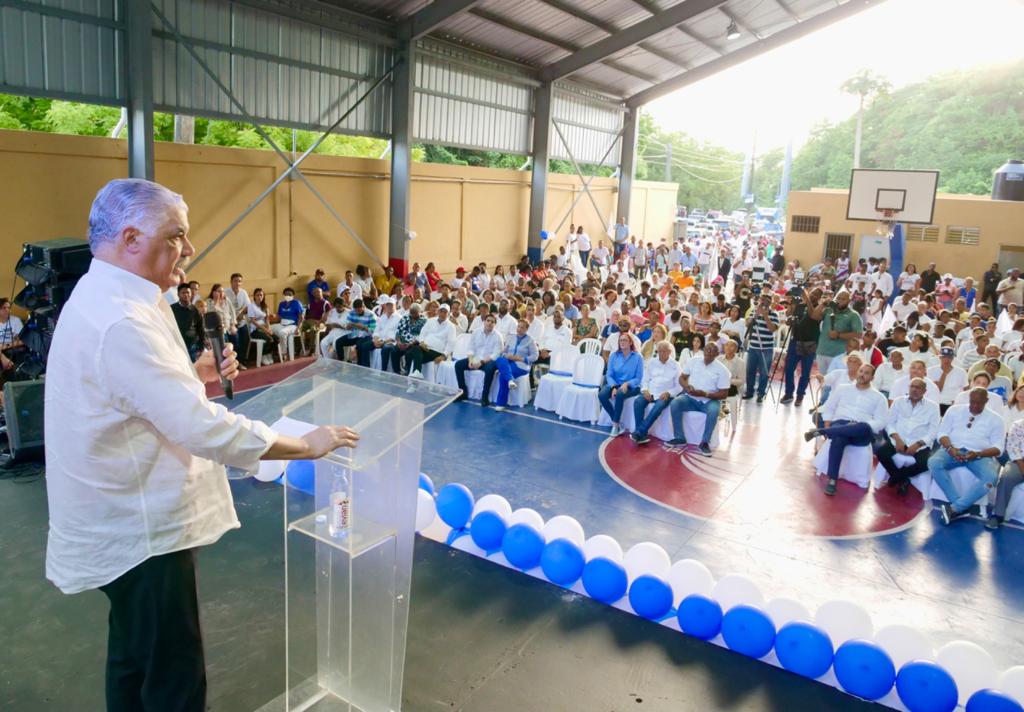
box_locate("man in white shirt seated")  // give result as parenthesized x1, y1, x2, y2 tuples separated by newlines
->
(319, 297, 351, 359)
(539, 310, 572, 357)
(495, 300, 518, 343)
(929, 387, 1006, 525)
(667, 342, 731, 457)
(407, 303, 456, 378)
(889, 359, 940, 403)
(449, 299, 469, 334)
(357, 295, 400, 368)
(928, 346, 968, 414)
(468, 302, 492, 333)
(892, 291, 917, 322)
(874, 349, 905, 398)
(958, 332, 990, 371)
(454, 313, 503, 403)
(805, 364, 889, 495)
(875, 378, 941, 494)
(819, 351, 863, 405)
(631, 341, 682, 445)
(336, 269, 363, 302)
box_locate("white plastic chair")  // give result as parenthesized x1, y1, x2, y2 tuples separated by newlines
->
(534, 345, 580, 412)
(578, 338, 603, 357)
(555, 353, 605, 423)
(436, 333, 472, 390)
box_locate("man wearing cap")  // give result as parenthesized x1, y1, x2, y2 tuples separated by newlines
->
(996, 268, 1023, 315)
(930, 387, 1005, 525)
(876, 376, 941, 494)
(357, 296, 400, 368)
(967, 348, 1014, 382)
(805, 363, 889, 495)
(929, 347, 968, 415)
(407, 303, 456, 378)
(450, 267, 467, 290)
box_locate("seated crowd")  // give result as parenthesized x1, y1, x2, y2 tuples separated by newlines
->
(167, 229, 1024, 527)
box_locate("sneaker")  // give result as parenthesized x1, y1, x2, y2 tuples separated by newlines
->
(938, 502, 953, 525)
(262, 355, 274, 366)
(985, 516, 1002, 531)
(454, 392, 467, 403)
(803, 429, 818, 442)
(633, 433, 651, 445)
(238, 363, 248, 371)
(741, 393, 754, 400)
(610, 424, 621, 437)
(697, 442, 713, 457)
(898, 481, 910, 496)
(492, 405, 506, 412)
(480, 399, 490, 408)
(666, 437, 687, 446)
(780, 395, 794, 404)
(410, 370, 423, 379)
(794, 396, 804, 407)
(824, 477, 837, 495)
(949, 508, 970, 524)
(756, 395, 764, 404)
(508, 380, 518, 391)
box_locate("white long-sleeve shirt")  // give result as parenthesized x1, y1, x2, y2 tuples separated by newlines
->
(496, 313, 518, 342)
(419, 316, 456, 355)
(373, 311, 402, 342)
(541, 323, 572, 351)
(888, 374, 941, 403)
(939, 404, 1005, 454)
(641, 355, 682, 398)
(886, 396, 941, 447)
(872, 271, 894, 298)
(874, 363, 903, 394)
(927, 365, 968, 405)
(45, 260, 277, 594)
(821, 383, 889, 432)
(468, 328, 504, 362)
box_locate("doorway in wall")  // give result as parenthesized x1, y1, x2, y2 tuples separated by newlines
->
(823, 233, 852, 262)
(998, 245, 1024, 274)
(858, 234, 891, 264)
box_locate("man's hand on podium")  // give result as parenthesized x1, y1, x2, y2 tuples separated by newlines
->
(264, 426, 360, 461)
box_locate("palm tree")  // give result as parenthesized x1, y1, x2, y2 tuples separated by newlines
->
(840, 70, 891, 169)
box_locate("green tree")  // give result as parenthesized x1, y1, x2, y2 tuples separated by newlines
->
(840, 69, 891, 169)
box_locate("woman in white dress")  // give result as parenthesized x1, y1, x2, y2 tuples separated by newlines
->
(565, 225, 587, 282)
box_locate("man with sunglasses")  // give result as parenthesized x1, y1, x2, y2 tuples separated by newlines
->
(929, 387, 1005, 525)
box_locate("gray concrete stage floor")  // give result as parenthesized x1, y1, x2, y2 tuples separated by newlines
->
(1, 471, 880, 711)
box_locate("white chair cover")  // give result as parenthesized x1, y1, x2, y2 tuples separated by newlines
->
(1006, 485, 1024, 524)
(909, 468, 990, 515)
(534, 347, 580, 412)
(598, 403, 720, 448)
(872, 452, 918, 487)
(555, 354, 605, 423)
(436, 333, 472, 390)
(370, 347, 382, 371)
(812, 442, 874, 488)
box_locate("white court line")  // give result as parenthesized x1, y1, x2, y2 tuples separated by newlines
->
(463, 401, 610, 436)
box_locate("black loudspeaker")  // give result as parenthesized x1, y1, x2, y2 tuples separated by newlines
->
(3, 377, 45, 460)
(22, 238, 92, 275)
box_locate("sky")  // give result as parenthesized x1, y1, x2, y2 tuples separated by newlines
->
(644, 0, 1024, 153)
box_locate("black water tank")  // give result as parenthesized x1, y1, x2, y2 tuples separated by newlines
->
(992, 159, 1024, 201)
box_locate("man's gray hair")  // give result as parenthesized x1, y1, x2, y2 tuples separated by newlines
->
(87, 179, 184, 251)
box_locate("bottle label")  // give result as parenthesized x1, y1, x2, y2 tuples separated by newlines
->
(329, 491, 350, 532)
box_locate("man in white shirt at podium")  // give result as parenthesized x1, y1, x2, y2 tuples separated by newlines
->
(45, 179, 359, 712)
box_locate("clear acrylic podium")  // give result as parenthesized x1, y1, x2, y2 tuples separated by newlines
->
(231, 360, 459, 712)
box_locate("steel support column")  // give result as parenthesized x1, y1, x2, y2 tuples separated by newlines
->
(125, 0, 153, 179)
(527, 82, 553, 264)
(388, 43, 414, 277)
(616, 106, 639, 229)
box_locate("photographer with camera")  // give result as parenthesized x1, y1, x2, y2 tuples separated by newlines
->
(743, 293, 780, 404)
(781, 287, 825, 406)
(817, 291, 863, 373)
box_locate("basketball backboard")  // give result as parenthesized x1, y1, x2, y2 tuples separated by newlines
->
(846, 169, 939, 224)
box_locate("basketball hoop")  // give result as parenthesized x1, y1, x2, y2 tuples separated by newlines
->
(876, 208, 900, 239)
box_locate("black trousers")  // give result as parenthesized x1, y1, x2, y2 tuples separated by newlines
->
(875, 437, 931, 485)
(455, 358, 498, 403)
(99, 549, 206, 712)
(407, 345, 444, 372)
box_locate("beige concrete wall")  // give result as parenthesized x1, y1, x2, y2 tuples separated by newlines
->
(786, 188, 1024, 280)
(0, 129, 678, 303)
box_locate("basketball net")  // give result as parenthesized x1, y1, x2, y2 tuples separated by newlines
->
(876, 208, 900, 239)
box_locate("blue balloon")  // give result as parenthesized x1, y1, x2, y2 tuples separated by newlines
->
(582, 557, 628, 604)
(775, 622, 834, 679)
(628, 575, 674, 620)
(418, 472, 435, 495)
(966, 690, 1024, 712)
(284, 460, 315, 495)
(721, 605, 776, 659)
(896, 660, 959, 712)
(435, 483, 474, 529)
(834, 639, 896, 701)
(501, 524, 545, 570)
(677, 595, 723, 640)
(540, 538, 585, 585)
(469, 511, 507, 552)
(541, 230, 551, 240)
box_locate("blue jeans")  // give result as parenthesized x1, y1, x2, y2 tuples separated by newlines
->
(494, 357, 528, 406)
(669, 394, 720, 444)
(818, 420, 873, 479)
(927, 448, 999, 513)
(579, 250, 590, 268)
(632, 396, 672, 437)
(745, 347, 774, 398)
(783, 341, 815, 398)
(598, 385, 633, 424)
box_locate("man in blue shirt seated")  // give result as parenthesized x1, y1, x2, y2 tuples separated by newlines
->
(492, 319, 539, 410)
(272, 288, 304, 354)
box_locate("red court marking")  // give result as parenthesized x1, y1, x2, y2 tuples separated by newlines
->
(206, 357, 314, 399)
(600, 435, 927, 539)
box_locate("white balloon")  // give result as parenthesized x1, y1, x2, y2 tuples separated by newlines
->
(936, 640, 997, 705)
(712, 574, 764, 612)
(418, 515, 451, 543)
(765, 597, 811, 629)
(623, 542, 672, 582)
(542, 515, 586, 547)
(583, 534, 624, 563)
(415, 489, 436, 532)
(873, 624, 933, 670)
(507, 507, 544, 530)
(255, 460, 285, 482)
(472, 494, 512, 520)
(997, 666, 1024, 705)
(814, 600, 873, 646)
(665, 559, 714, 605)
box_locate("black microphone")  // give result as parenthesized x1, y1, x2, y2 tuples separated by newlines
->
(203, 311, 234, 400)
